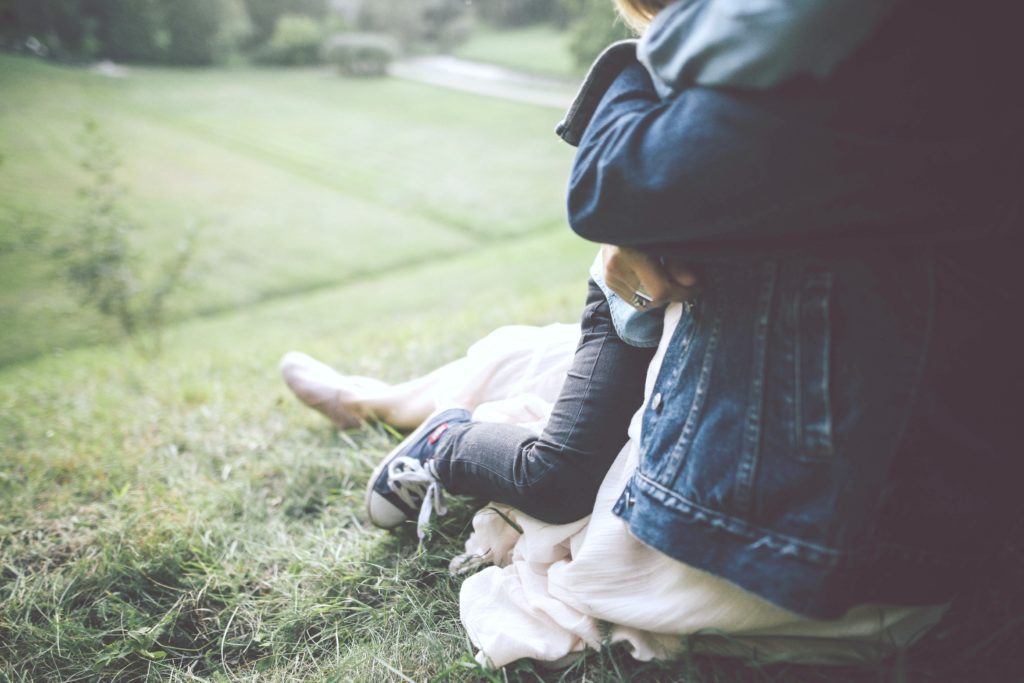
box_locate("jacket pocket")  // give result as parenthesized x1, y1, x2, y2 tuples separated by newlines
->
(794, 267, 835, 459)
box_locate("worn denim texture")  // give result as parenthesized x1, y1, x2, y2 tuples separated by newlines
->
(563, 0, 1022, 618)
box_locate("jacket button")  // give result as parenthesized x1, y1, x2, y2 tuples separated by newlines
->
(651, 392, 663, 412)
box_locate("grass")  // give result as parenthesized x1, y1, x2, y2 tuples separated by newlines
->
(0, 54, 574, 366)
(452, 25, 583, 80)
(2, 54, 1023, 682)
(0, 227, 596, 682)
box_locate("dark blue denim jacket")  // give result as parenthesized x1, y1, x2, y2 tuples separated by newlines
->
(558, 0, 1021, 619)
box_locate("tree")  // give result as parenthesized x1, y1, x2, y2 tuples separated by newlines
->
(163, 0, 223, 65)
(93, 0, 164, 63)
(6, 0, 95, 57)
(4, 0, 234, 64)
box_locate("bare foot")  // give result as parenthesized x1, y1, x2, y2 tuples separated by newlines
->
(279, 351, 389, 429)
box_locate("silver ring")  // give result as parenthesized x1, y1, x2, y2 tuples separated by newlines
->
(631, 291, 653, 309)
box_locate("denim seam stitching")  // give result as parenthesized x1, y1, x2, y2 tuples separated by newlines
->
(797, 270, 835, 460)
(560, 323, 614, 451)
(635, 470, 841, 563)
(633, 470, 978, 570)
(660, 291, 720, 484)
(736, 261, 777, 513)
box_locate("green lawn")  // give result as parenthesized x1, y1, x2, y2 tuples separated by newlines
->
(1, 55, 1021, 682)
(0, 54, 574, 366)
(0, 228, 601, 682)
(453, 25, 583, 80)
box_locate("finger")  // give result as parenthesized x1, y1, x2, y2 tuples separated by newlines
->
(634, 265, 679, 306)
(636, 268, 698, 306)
(607, 273, 661, 310)
(602, 246, 640, 285)
(605, 273, 641, 306)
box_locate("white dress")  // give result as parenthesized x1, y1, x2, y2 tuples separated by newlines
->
(433, 305, 946, 669)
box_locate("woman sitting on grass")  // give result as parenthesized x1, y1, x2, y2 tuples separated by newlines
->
(282, 0, 1019, 668)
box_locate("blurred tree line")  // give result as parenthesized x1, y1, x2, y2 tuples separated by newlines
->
(0, 0, 263, 65)
(0, 0, 629, 68)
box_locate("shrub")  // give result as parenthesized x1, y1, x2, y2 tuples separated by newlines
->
(50, 121, 200, 357)
(244, 0, 326, 46)
(256, 13, 323, 65)
(321, 32, 398, 77)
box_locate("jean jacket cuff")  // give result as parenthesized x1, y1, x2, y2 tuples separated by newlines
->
(588, 252, 664, 348)
(554, 40, 639, 148)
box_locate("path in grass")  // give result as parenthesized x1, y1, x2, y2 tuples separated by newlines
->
(452, 24, 584, 81)
(394, 25, 583, 111)
(390, 55, 577, 110)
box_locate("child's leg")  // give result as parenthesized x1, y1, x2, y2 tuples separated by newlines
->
(281, 351, 446, 429)
(430, 280, 655, 524)
(282, 319, 580, 431)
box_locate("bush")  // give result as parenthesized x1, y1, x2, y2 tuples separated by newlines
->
(322, 32, 398, 76)
(563, 0, 632, 69)
(243, 0, 326, 46)
(50, 121, 200, 357)
(255, 13, 323, 65)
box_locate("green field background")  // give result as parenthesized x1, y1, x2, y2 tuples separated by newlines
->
(0, 54, 581, 366)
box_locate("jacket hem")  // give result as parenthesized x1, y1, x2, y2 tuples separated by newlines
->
(619, 472, 979, 620)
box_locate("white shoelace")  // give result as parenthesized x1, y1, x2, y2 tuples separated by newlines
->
(386, 456, 447, 540)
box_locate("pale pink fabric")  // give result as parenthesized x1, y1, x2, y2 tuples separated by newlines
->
(446, 306, 946, 668)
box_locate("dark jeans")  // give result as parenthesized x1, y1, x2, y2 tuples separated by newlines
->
(431, 280, 656, 524)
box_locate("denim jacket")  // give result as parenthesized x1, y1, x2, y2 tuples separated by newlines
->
(558, 0, 1021, 618)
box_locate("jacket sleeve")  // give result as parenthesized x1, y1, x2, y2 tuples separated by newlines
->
(566, 62, 1001, 257)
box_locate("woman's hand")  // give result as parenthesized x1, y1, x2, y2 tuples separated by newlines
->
(601, 245, 698, 310)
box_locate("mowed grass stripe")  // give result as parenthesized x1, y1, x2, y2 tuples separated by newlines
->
(103, 65, 574, 238)
(0, 56, 575, 366)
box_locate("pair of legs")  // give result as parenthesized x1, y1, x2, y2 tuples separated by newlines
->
(282, 281, 655, 524)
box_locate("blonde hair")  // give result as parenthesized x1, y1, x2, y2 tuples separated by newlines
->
(615, 0, 669, 33)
